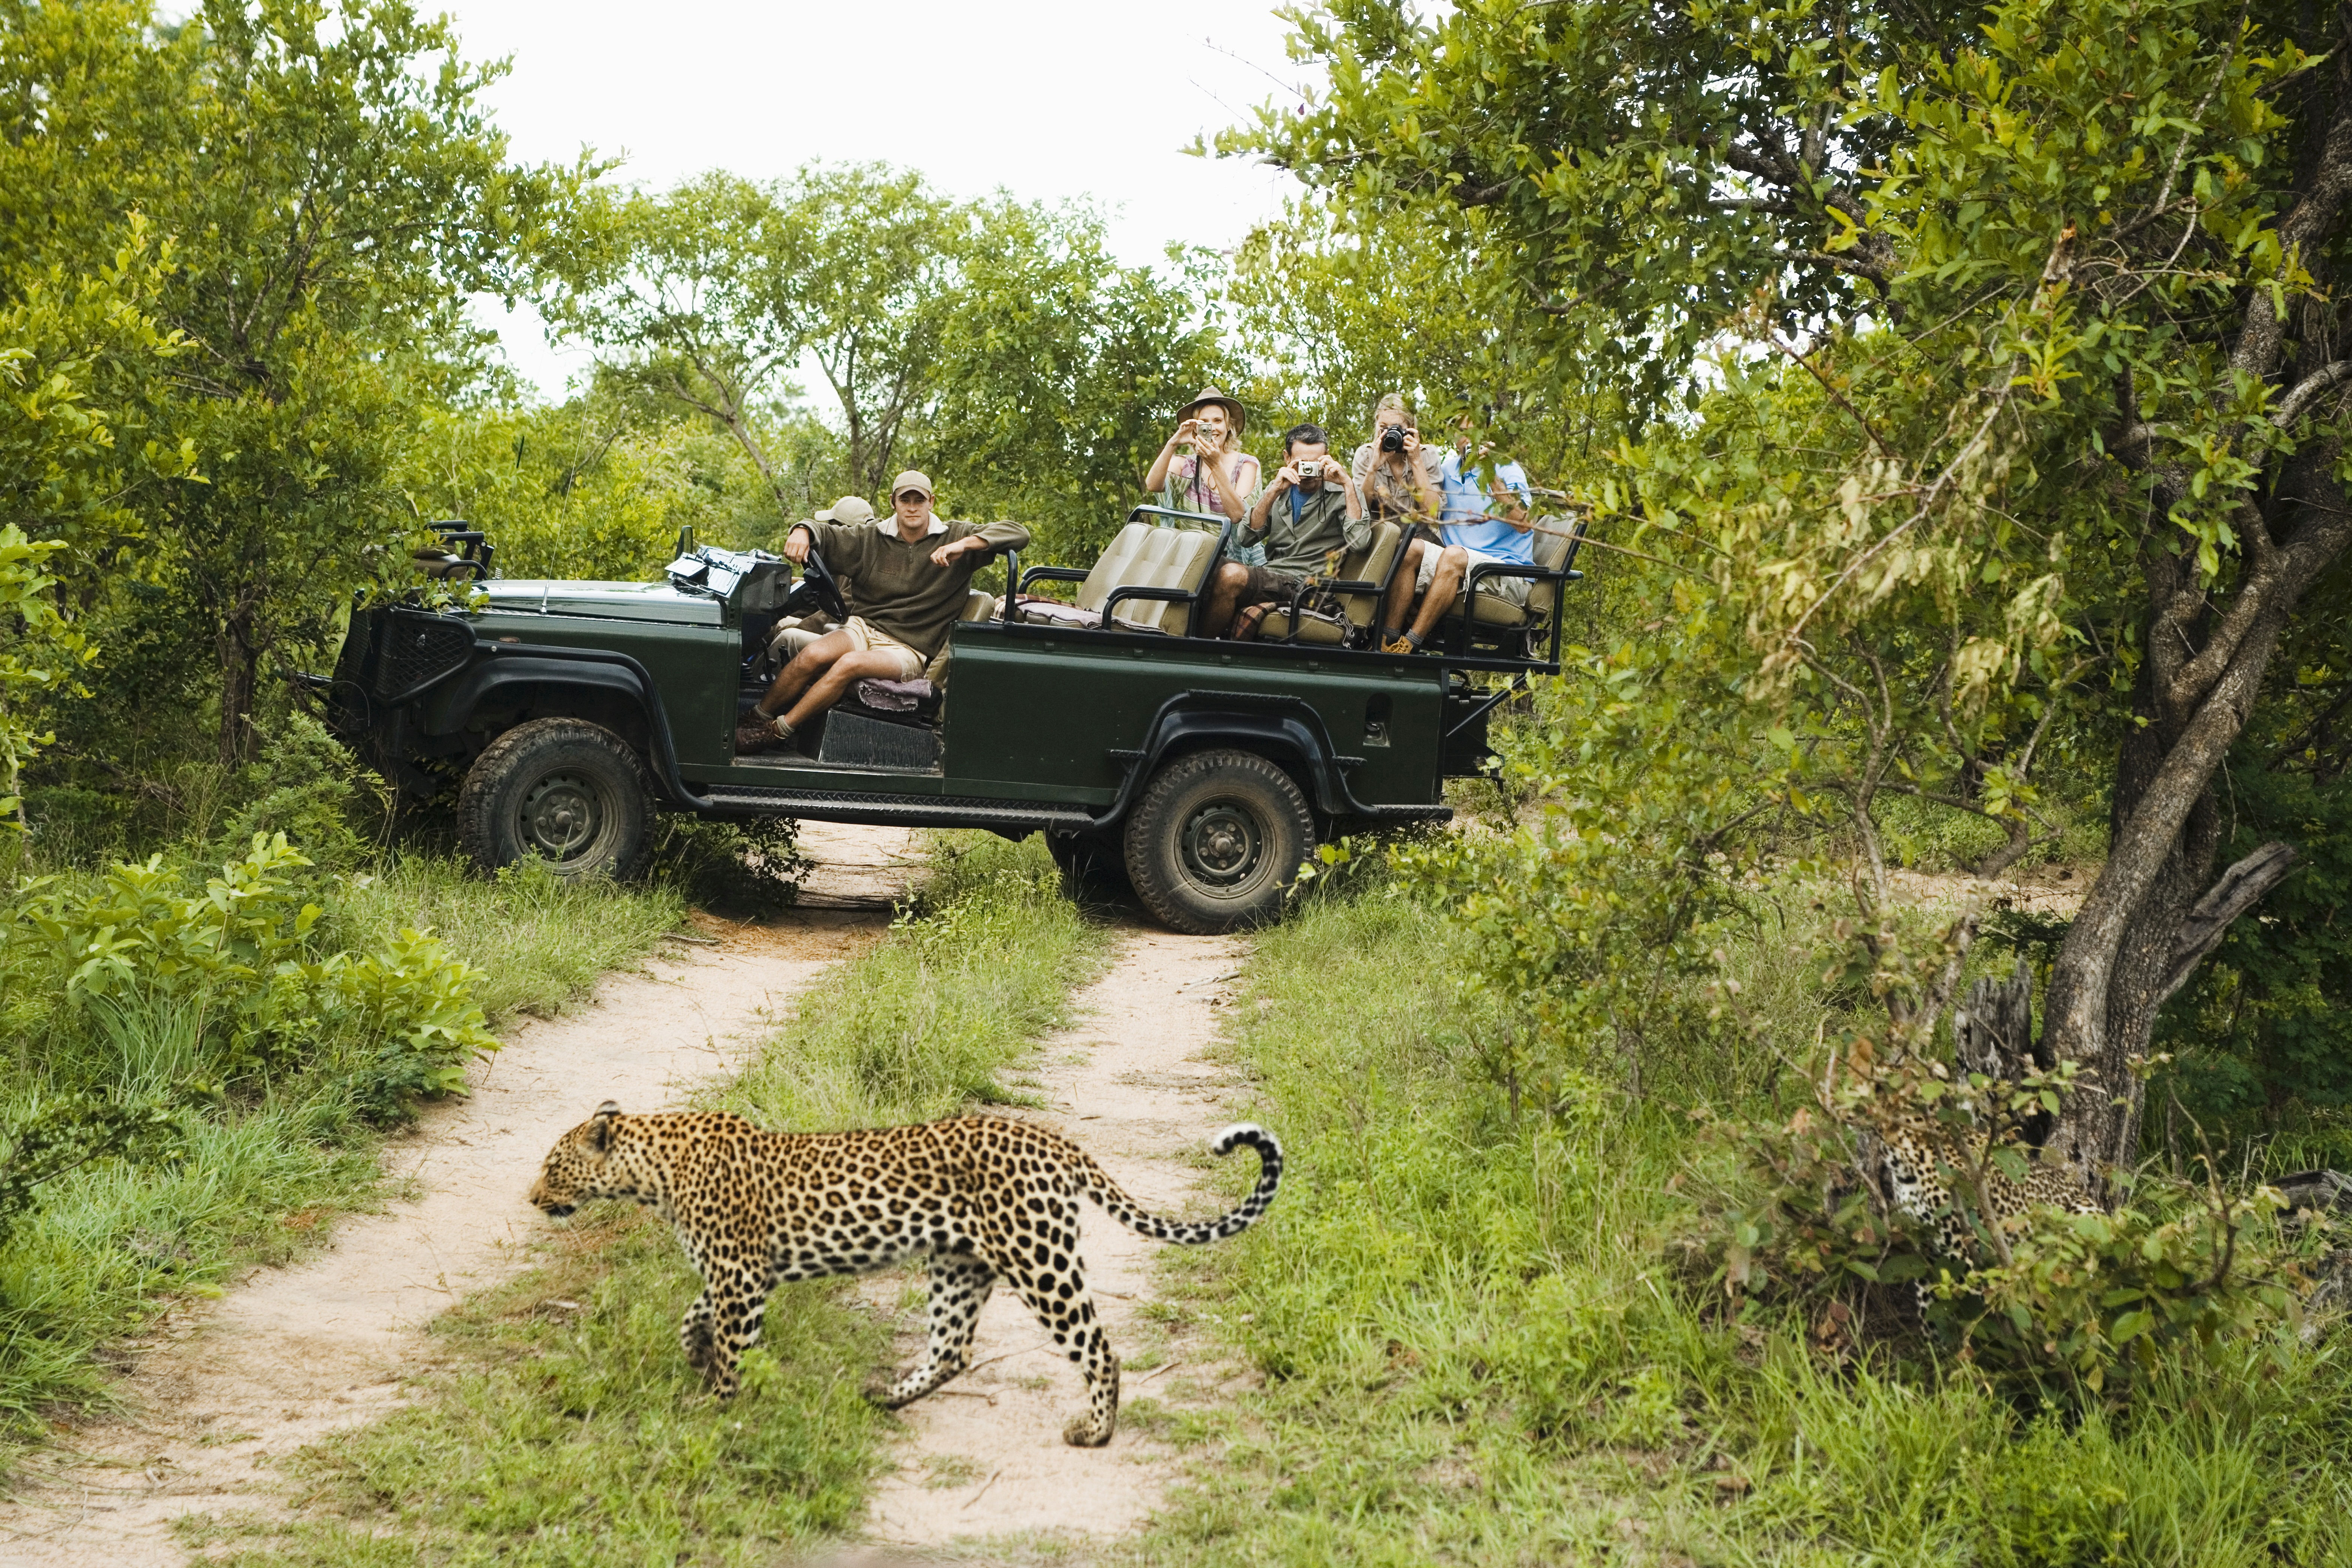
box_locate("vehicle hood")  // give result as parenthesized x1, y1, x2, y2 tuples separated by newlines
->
(477, 579, 723, 626)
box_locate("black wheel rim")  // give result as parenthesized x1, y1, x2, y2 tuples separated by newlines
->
(1179, 798, 1265, 890)
(519, 769, 607, 862)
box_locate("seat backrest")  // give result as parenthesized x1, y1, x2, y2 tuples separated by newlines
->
(1329, 521, 1402, 630)
(1524, 515, 1584, 617)
(1110, 525, 1221, 635)
(958, 589, 998, 622)
(1070, 522, 1155, 612)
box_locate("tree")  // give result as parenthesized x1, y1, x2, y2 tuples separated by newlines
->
(559, 165, 956, 511)
(1234, 0, 2352, 1182)
(0, 0, 597, 764)
(566, 165, 1230, 558)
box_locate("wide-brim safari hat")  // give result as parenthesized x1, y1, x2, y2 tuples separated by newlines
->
(1176, 386, 1248, 436)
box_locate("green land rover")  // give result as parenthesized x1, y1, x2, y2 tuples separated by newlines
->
(323, 507, 1583, 933)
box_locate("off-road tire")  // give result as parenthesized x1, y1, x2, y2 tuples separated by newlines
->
(459, 718, 654, 881)
(1046, 831, 1131, 905)
(1123, 749, 1315, 935)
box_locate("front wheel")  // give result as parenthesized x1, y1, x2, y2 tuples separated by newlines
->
(1122, 749, 1315, 935)
(459, 717, 653, 880)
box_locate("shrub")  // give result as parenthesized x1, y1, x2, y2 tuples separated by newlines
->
(14, 831, 498, 1118)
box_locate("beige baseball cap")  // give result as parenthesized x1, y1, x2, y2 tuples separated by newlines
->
(890, 470, 935, 501)
(814, 494, 875, 525)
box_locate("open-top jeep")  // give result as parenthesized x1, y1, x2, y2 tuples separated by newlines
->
(323, 506, 1584, 933)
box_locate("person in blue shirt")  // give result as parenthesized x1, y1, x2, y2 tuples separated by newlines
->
(1377, 411, 1538, 652)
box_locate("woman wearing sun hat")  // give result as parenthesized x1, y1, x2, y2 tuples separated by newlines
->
(1144, 387, 1260, 533)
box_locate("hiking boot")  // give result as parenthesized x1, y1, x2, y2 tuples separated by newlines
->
(1381, 635, 1416, 656)
(734, 715, 778, 753)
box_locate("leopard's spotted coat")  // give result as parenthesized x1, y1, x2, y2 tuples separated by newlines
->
(527, 1104, 1281, 1446)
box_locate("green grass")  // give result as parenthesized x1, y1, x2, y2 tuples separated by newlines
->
(1133, 885, 2352, 1566)
(210, 832, 1110, 1565)
(327, 854, 687, 1025)
(0, 851, 685, 1456)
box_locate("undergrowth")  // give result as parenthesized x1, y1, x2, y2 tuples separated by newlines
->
(1138, 884, 2352, 1566)
(215, 831, 1108, 1565)
(0, 821, 685, 1458)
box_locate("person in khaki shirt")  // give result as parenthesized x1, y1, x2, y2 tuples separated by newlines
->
(735, 472, 1028, 753)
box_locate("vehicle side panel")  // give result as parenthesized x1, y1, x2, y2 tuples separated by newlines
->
(448, 610, 738, 770)
(937, 623, 1446, 807)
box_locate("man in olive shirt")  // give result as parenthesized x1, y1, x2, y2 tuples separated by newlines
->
(1197, 423, 1371, 639)
(735, 471, 1028, 753)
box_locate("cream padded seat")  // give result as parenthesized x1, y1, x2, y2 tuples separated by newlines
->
(1257, 521, 1403, 646)
(1446, 514, 1582, 627)
(1014, 522, 1220, 636)
(922, 590, 1001, 686)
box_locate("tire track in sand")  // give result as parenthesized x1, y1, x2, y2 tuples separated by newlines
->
(859, 927, 1254, 1554)
(0, 822, 918, 1568)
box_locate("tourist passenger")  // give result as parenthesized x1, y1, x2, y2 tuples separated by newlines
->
(1378, 411, 1537, 653)
(1143, 387, 1262, 561)
(735, 473, 1027, 753)
(1351, 392, 1443, 529)
(1197, 423, 1370, 641)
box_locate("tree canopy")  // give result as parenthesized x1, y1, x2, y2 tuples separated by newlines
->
(1227, 0, 2352, 1175)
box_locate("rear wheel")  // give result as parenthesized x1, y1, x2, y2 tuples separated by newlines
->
(1122, 749, 1315, 935)
(459, 717, 653, 880)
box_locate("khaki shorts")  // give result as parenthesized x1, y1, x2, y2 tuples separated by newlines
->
(842, 616, 926, 680)
(1418, 543, 1533, 606)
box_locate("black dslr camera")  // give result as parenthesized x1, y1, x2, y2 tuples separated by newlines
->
(1378, 423, 1410, 454)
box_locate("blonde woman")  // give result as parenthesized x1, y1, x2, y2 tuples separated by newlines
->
(1144, 387, 1261, 530)
(1352, 393, 1448, 652)
(1350, 392, 1443, 525)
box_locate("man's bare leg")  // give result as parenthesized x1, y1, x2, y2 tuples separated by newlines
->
(1199, 562, 1251, 639)
(754, 629, 856, 719)
(778, 649, 911, 731)
(1408, 547, 1470, 644)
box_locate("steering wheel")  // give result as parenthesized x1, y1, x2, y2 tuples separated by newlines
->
(791, 540, 849, 623)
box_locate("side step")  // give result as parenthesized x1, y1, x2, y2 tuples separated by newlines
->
(697, 785, 1099, 834)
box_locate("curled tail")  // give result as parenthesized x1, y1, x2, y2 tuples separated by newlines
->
(1082, 1123, 1282, 1244)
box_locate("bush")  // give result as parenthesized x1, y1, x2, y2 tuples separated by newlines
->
(14, 831, 498, 1119)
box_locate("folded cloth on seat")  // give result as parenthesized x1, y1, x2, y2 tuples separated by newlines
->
(853, 677, 936, 713)
(1012, 596, 1104, 629)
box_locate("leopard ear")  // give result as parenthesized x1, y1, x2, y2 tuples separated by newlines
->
(589, 1101, 621, 1151)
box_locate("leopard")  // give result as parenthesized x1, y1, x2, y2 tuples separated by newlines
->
(526, 1103, 1282, 1446)
(1878, 1117, 2099, 1310)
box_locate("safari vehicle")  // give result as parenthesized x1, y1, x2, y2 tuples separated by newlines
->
(322, 507, 1584, 933)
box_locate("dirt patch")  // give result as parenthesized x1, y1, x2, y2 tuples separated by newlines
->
(0, 822, 915, 1567)
(860, 930, 1254, 1553)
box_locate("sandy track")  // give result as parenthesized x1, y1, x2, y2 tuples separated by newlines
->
(862, 929, 1251, 1553)
(0, 822, 916, 1567)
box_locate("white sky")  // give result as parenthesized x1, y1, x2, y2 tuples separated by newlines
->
(444, 0, 1313, 398)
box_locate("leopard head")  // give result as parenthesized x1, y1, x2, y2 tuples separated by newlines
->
(529, 1101, 650, 1217)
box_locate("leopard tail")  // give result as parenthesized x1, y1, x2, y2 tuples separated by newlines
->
(1078, 1123, 1282, 1245)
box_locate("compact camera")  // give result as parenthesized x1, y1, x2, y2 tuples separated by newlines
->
(1294, 458, 1324, 482)
(1378, 423, 1410, 454)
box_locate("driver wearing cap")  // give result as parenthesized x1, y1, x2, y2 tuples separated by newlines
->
(736, 472, 1028, 754)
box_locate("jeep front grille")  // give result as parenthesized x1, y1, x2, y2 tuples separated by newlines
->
(375, 614, 475, 701)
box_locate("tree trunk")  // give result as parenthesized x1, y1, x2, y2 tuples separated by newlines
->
(217, 595, 261, 769)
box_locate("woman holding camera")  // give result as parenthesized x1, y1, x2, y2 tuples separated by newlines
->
(1350, 392, 1442, 526)
(1144, 387, 1260, 527)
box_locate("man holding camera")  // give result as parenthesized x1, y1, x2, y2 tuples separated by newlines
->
(1377, 411, 1538, 653)
(1197, 423, 1370, 640)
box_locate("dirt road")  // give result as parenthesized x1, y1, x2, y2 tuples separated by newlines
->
(0, 822, 917, 1567)
(861, 928, 1253, 1552)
